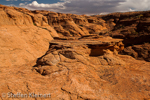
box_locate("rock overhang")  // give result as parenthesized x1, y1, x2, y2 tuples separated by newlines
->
(49, 36, 124, 56)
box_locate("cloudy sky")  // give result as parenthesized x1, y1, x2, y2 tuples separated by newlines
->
(1, 0, 150, 15)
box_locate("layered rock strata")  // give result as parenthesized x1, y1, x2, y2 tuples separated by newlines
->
(33, 36, 124, 75)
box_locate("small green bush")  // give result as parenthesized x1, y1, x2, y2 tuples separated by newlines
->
(33, 22, 36, 26)
(135, 14, 143, 19)
(116, 25, 125, 29)
(131, 30, 138, 35)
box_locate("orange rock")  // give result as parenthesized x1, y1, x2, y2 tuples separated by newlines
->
(0, 4, 150, 100)
(0, 26, 53, 67)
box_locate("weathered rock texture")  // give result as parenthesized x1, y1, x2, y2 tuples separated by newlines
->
(1, 4, 150, 64)
(96, 11, 150, 61)
(0, 5, 56, 67)
(0, 4, 108, 67)
(34, 36, 124, 76)
(1, 36, 150, 100)
(122, 43, 150, 62)
(0, 4, 150, 100)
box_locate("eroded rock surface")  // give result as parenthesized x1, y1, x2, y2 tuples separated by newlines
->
(122, 43, 150, 62)
(0, 36, 149, 100)
(29, 36, 149, 100)
(0, 4, 150, 100)
(0, 5, 56, 67)
(0, 5, 108, 67)
(97, 11, 150, 61)
(34, 36, 124, 76)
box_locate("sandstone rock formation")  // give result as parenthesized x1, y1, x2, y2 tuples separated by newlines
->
(1, 35, 150, 100)
(0, 5, 53, 67)
(96, 11, 150, 61)
(0, 4, 150, 100)
(0, 4, 109, 66)
(122, 43, 150, 62)
(34, 36, 124, 76)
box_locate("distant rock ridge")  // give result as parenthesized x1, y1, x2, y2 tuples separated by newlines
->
(96, 11, 150, 61)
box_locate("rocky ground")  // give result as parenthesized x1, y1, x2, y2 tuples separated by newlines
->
(0, 4, 150, 100)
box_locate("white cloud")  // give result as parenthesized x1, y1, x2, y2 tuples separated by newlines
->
(19, 2, 28, 6)
(19, 0, 150, 15)
(21, 1, 67, 11)
(117, 0, 150, 12)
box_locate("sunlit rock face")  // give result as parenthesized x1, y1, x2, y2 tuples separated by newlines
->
(0, 4, 150, 100)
